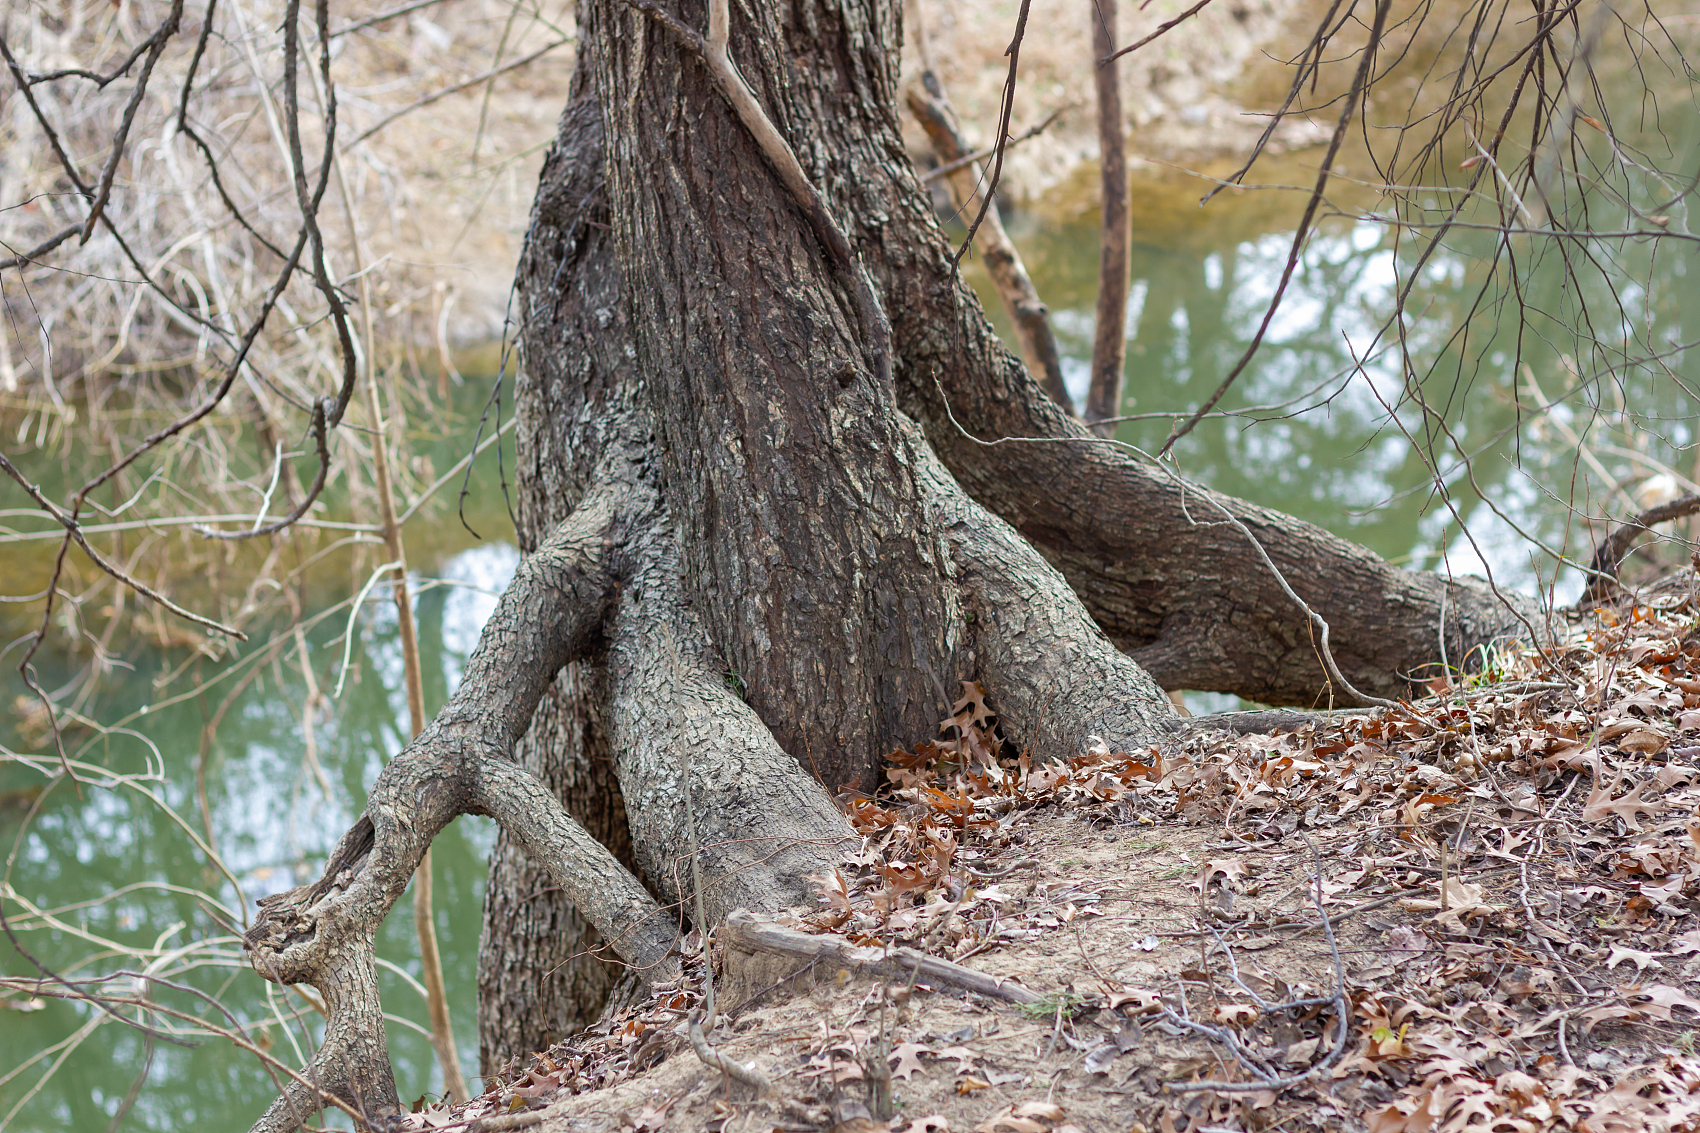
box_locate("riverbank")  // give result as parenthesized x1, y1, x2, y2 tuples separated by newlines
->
(412, 586, 1700, 1133)
(899, 0, 1326, 206)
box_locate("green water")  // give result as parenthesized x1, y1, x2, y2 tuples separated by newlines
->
(3, 111, 1699, 1133)
(0, 554, 518, 1129)
(0, 381, 519, 1129)
(965, 141, 1700, 598)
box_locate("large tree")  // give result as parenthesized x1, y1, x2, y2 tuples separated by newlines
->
(239, 0, 1527, 1126)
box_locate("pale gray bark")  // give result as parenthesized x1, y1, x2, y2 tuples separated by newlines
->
(606, 528, 858, 924)
(245, 494, 684, 1132)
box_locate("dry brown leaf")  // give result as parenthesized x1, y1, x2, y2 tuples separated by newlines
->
(1010, 1102, 1067, 1121)
(1399, 878, 1498, 919)
(1580, 1002, 1648, 1033)
(1083, 1043, 1119, 1074)
(1195, 858, 1250, 890)
(1106, 988, 1163, 1014)
(1213, 1003, 1259, 1026)
(1636, 984, 1700, 1021)
(932, 1045, 981, 1071)
(897, 1117, 950, 1133)
(890, 1042, 929, 1081)
(1617, 729, 1669, 754)
(1605, 944, 1666, 971)
(952, 681, 995, 729)
(1582, 777, 1666, 827)
(973, 1102, 1066, 1133)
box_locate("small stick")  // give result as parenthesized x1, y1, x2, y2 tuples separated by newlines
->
(1440, 842, 1449, 912)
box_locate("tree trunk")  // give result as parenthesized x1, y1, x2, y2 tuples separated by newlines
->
(476, 88, 637, 1076)
(243, 0, 1537, 1125)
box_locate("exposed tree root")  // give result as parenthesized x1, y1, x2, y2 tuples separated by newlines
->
(916, 425, 1175, 757)
(1166, 707, 1364, 737)
(395, 0, 1556, 1108)
(243, 490, 684, 1131)
(848, 111, 1538, 705)
(606, 524, 858, 922)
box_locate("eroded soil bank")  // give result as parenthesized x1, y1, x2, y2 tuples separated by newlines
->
(406, 582, 1700, 1133)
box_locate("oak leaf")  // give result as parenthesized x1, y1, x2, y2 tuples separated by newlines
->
(1582, 777, 1665, 828)
(889, 1042, 929, 1081)
(1636, 983, 1700, 1021)
(952, 681, 995, 729)
(1617, 729, 1669, 754)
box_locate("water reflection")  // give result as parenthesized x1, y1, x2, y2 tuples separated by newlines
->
(5, 112, 1698, 1133)
(0, 542, 515, 1131)
(970, 144, 1700, 602)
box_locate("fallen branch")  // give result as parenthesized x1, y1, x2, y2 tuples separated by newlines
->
(720, 911, 1042, 1006)
(1163, 833, 1350, 1093)
(1165, 707, 1368, 737)
(907, 73, 1071, 411)
(920, 107, 1065, 185)
(1579, 493, 1700, 607)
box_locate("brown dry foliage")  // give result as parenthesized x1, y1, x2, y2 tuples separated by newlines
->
(416, 583, 1700, 1133)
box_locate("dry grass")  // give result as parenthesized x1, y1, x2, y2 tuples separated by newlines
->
(1, 0, 571, 559)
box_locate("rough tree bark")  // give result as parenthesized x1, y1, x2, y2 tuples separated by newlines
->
(246, 0, 1535, 1123)
(477, 87, 640, 1072)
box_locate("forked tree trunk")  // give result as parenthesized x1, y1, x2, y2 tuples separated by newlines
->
(246, 0, 1534, 1123)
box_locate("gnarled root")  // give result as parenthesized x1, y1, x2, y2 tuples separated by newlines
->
(606, 525, 856, 924)
(243, 485, 683, 1131)
(242, 471, 872, 1131)
(871, 161, 1535, 705)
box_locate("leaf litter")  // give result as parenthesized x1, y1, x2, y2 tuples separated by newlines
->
(417, 599, 1700, 1132)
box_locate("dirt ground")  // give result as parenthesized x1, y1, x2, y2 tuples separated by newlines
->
(408, 585, 1700, 1133)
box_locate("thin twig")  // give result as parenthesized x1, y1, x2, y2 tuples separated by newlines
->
(953, 0, 1034, 265)
(921, 107, 1066, 184)
(0, 453, 245, 639)
(1157, 0, 1392, 458)
(1164, 833, 1352, 1092)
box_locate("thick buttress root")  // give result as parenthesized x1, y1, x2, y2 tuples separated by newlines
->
(605, 527, 858, 923)
(912, 419, 1176, 758)
(242, 455, 888, 1130)
(240, 430, 1187, 1131)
